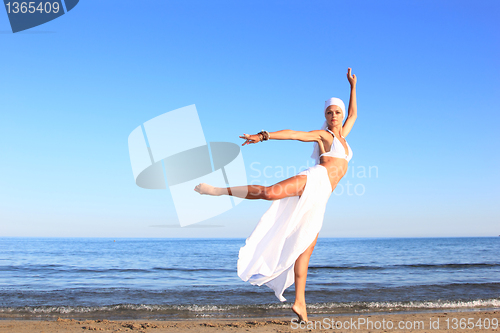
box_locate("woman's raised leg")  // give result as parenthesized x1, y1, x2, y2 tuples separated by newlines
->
(292, 233, 319, 322)
(194, 174, 308, 200)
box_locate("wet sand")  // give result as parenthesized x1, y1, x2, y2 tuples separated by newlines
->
(0, 310, 498, 332)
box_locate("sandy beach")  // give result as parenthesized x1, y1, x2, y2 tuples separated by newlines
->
(1, 310, 498, 332)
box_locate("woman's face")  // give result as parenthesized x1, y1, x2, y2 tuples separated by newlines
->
(325, 105, 343, 126)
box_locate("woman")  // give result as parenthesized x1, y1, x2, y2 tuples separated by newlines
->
(194, 68, 357, 322)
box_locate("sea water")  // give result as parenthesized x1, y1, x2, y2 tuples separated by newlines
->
(0, 237, 498, 319)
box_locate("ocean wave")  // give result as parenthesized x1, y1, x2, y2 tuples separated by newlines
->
(3, 262, 498, 274)
(1, 298, 499, 320)
(0, 265, 233, 273)
(310, 298, 500, 312)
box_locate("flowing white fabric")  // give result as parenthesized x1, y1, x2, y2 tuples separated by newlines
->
(237, 164, 333, 302)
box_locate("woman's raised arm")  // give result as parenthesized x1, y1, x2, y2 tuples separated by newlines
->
(342, 68, 357, 137)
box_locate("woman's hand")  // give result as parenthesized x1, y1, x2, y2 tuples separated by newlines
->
(347, 67, 357, 86)
(239, 133, 261, 146)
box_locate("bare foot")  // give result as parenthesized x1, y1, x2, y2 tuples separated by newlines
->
(194, 183, 220, 196)
(292, 302, 308, 322)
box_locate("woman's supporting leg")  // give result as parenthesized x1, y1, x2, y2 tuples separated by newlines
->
(292, 233, 319, 322)
(194, 174, 307, 200)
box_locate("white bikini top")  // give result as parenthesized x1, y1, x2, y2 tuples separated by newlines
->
(319, 128, 353, 162)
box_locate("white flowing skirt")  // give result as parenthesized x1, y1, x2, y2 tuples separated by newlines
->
(237, 164, 333, 302)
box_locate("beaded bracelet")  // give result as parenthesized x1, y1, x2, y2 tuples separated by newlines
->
(258, 130, 270, 141)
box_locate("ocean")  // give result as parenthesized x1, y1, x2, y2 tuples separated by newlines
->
(0, 237, 498, 320)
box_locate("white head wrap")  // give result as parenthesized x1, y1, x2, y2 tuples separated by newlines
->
(310, 97, 346, 165)
(325, 97, 346, 121)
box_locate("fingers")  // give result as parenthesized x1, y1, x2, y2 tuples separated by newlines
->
(240, 134, 250, 146)
(240, 133, 259, 146)
(347, 68, 357, 82)
(347, 68, 353, 79)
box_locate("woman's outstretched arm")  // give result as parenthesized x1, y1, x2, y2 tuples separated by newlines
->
(342, 68, 357, 137)
(240, 130, 325, 146)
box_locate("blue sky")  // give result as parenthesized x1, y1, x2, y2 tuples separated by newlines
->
(1, 0, 499, 238)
